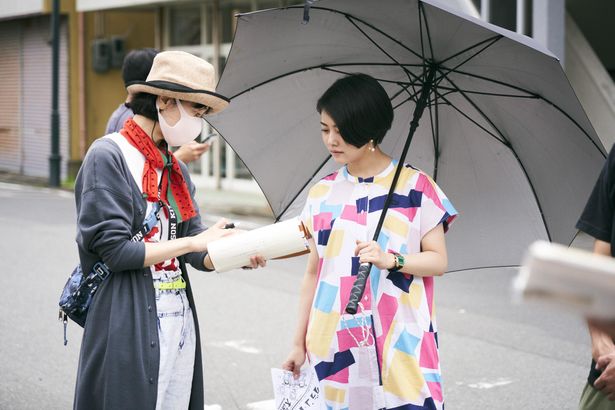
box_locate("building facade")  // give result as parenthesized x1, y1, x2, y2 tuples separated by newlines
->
(0, 0, 613, 191)
(0, 2, 70, 179)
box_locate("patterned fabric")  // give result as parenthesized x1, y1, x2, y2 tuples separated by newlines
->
(301, 160, 457, 410)
(103, 131, 196, 409)
(120, 119, 196, 223)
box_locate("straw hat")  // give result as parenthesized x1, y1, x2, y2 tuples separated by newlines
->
(127, 50, 229, 114)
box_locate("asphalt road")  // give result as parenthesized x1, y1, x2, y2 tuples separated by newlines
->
(0, 182, 593, 409)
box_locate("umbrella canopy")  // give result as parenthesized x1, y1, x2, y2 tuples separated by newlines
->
(207, 0, 606, 272)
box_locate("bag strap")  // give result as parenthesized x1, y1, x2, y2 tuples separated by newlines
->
(82, 161, 171, 284)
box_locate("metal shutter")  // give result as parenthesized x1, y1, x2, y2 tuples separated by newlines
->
(22, 16, 70, 179)
(0, 22, 22, 173)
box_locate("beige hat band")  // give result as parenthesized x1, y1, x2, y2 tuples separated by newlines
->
(127, 81, 229, 114)
(128, 80, 230, 102)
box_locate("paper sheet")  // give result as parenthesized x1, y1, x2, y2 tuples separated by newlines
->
(207, 217, 309, 272)
(271, 367, 321, 410)
(514, 240, 615, 318)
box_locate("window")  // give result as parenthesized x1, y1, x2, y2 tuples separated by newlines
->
(164, 0, 304, 186)
(169, 6, 201, 46)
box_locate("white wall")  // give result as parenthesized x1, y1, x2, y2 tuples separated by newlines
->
(432, 0, 480, 18)
(77, 0, 176, 12)
(0, 0, 44, 19)
(566, 14, 615, 150)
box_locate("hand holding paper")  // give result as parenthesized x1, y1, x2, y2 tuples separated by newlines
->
(271, 367, 321, 410)
(514, 240, 615, 319)
(207, 217, 310, 272)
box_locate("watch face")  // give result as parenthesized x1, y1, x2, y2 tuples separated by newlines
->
(397, 254, 405, 268)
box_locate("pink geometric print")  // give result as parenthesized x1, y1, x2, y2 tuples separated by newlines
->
(337, 327, 363, 351)
(427, 381, 443, 402)
(303, 162, 456, 409)
(323, 172, 338, 181)
(341, 205, 367, 225)
(419, 331, 439, 369)
(376, 293, 398, 367)
(416, 173, 443, 209)
(313, 212, 333, 231)
(393, 206, 418, 223)
(340, 276, 372, 313)
(325, 364, 349, 383)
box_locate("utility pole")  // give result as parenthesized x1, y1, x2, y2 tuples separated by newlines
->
(212, 0, 222, 190)
(49, 0, 61, 187)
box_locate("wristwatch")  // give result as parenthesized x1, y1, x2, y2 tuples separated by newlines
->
(389, 251, 405, 272)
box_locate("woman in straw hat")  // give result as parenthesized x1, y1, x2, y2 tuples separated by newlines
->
(72, 50, 264, 410)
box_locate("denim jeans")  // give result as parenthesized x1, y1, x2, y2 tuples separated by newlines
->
(154, 284, 196, 410)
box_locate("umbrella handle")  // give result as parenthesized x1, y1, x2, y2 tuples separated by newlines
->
(345, 262, 372, 314)
(302, 0, 316, 24)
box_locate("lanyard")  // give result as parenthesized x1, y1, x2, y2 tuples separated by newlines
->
(156, 148, 177, 242)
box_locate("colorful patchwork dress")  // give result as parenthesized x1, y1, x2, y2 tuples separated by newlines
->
(301, 160, 458, 410)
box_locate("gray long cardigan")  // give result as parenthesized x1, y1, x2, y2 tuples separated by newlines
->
(73, 137, 210, 410)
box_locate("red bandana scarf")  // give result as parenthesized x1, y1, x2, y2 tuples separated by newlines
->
(120, 119, 196, 223)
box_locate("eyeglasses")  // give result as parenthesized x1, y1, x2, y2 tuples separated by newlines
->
(190, 102, 211, 118)
(174, 99, 211, 118)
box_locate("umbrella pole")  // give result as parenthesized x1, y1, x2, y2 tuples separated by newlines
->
(345, 66, 437, 315)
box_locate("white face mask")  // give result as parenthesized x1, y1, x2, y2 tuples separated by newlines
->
(156, 99, 204, 147)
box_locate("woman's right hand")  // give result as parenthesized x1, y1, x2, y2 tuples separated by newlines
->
(282, 346, 306, 379)
(191, 218, 235, 252)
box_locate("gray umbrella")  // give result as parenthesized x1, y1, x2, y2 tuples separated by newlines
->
(207, 0, 606, 276)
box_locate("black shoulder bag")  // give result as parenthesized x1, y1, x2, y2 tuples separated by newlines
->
(58, 198, 169, 345)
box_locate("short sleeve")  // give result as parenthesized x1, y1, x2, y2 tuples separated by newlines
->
(417, 172, 458, 239)
(576, 146, 615, 243)
(300, 194, 314, 238)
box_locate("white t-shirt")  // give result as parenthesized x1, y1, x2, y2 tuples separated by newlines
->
(105, 133, 182, 281)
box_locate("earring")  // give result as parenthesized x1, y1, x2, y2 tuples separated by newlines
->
(369, 139, 376, 152)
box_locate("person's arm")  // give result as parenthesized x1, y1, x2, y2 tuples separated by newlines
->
(143, 218, 234, 268)
(589, 240, 614, 359)
(178, 164, 221, 271)
(588, 240, 615, 398)
(282, 238, 319, 377)
(354, 223, 448, 276)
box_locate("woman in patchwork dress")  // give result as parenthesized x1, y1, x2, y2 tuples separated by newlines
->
(283, 74, 458, 410)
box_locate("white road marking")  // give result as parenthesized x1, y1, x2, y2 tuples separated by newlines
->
(467, 378, 514, 389)
(0, 182, 74, 198)
(246, 399, 275, 409)
(209, 339, 261, 354)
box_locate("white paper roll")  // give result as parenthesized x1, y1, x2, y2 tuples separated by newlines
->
(515, 240, 615, 318)
(207, 217, 309, 272)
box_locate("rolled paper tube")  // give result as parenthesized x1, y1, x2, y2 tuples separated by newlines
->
(515, 240, 615, 319)
(207, 217, 310, 272)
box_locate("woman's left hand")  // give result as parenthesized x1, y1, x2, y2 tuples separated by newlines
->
(243, 254, 267, 270)
(354, 240, 395, 270)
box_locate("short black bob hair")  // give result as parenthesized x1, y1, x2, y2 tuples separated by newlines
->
(129, 92, 158, 122)
(316, 73, 393, 148)
(122, 48, 159, 88)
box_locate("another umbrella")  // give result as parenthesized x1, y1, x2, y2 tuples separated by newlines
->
(208, 0, 605, 281)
